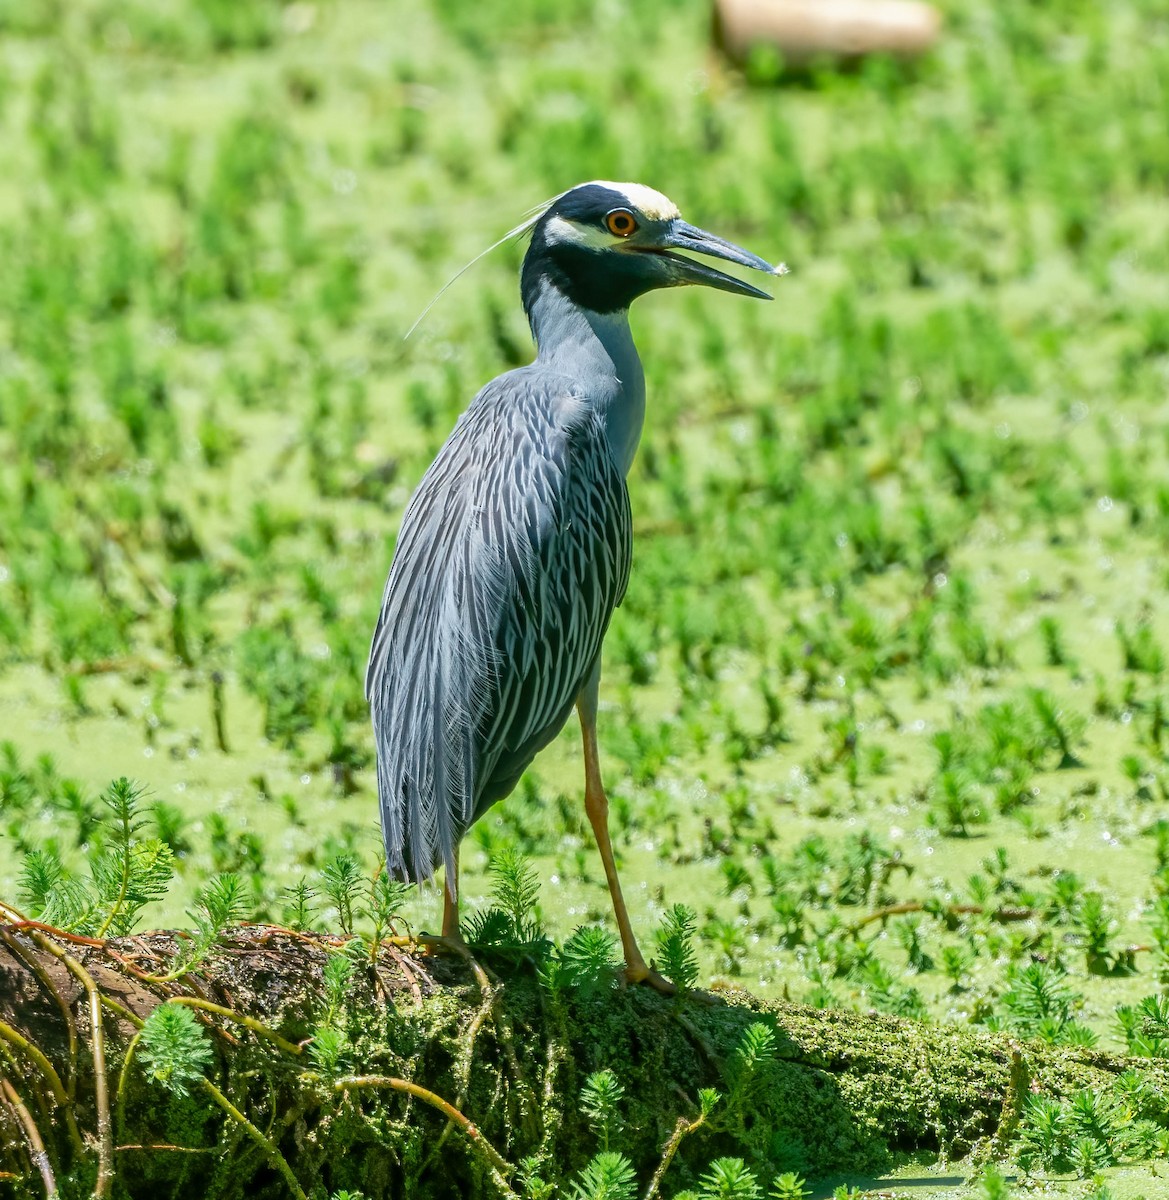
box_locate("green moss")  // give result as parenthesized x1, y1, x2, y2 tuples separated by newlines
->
(63, 948, 1169, 1198)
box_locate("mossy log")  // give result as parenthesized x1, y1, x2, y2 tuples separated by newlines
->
(0, 925, 1163, 1199)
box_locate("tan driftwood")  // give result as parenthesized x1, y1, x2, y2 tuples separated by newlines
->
(714, 0, 941, 66)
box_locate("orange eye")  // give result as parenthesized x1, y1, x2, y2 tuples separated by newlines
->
(605, 209, 638, 237)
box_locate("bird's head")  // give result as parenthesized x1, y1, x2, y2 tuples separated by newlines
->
(521, 181, 784, 317)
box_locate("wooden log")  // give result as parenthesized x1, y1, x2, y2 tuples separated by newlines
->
(714, 0, 941, 66)
(0, 924, 1164, 1198)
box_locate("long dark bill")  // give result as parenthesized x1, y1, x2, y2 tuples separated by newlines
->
(652, 220, 782, 299)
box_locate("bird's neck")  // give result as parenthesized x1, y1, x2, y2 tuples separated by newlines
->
(526, 280, 646, 477)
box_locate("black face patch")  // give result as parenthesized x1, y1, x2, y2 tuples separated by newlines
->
(522, 238, 662, 314)
(521, 221, 666, 315)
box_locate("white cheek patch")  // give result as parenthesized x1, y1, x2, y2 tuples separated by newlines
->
(544, 215, 620, 250)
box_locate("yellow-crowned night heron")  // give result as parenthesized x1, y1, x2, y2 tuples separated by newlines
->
(367, 181, 780, 989)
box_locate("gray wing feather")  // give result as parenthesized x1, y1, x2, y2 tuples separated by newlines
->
(365, 369, 631, 884)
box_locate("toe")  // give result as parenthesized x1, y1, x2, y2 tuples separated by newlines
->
(621, 963, 677, 995)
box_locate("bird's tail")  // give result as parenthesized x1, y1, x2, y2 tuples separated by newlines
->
(373, 627, 470, 893)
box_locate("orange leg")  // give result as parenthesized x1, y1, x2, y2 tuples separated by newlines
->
(442, 846, 461, 941)
(578, 697, 675, 994)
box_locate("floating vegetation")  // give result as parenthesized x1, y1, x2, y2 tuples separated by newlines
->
(1, 0, 1168, 1194)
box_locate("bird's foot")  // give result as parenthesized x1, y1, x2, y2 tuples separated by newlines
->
(422, 932, 468, 954)
(385, 932, 466, 956)
(621, 960, 677, 995)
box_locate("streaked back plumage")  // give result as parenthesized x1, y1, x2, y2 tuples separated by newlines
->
(365, 367, 631, 884)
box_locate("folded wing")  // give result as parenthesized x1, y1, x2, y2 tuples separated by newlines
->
(366, 372, 631, 883)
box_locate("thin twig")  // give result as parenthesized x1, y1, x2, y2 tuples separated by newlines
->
(86, 962, 113, 1197)
(846, 901, 1037, 933)
(457, 982, 497, 1098)
(19, 931, 114, 1193)
(380, 940, 425, 1003)
(135, 964, 199, 985)
(99, 993, 144, 1031)
(427, 967, 499, 1169)
(0, 1076, 57, 1199)
(167, 998, 304, 1056)
(115, 1142, 213, 1153)
(332, 1074, 517, 1194)
(385, 934, 498, 991)
(0, 1019, 85, 1156)
(0, 921, 106, 947)
(113, 1028, 144, 1145)
(242, 924, 348, 948)
(1, 921, 169, 985)
(489, 990, 529, 1119)
(644, 1111, 708, 1200)
(200, 1078, 307, 1200)
(0, 927, 79, 1098)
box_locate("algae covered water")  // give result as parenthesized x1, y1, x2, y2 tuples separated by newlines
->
(1, 0, 1168, 1194)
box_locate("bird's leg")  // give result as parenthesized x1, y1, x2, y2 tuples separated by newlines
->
(578, 698, 675, 995)
(442, 846, 461, 941)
